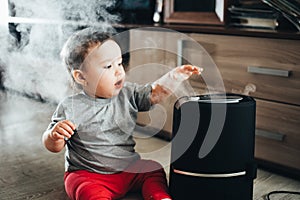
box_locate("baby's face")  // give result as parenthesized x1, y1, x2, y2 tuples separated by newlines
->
(82, 40, 125, 98)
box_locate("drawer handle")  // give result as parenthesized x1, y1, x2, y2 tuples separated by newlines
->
(247, 66, 291, 77)
(255, 129, 285, 141)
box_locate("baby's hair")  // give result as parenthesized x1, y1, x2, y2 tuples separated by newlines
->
(60, 27, 113, 75)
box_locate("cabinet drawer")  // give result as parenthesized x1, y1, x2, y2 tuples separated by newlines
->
(189, 33, 300, 105)
(255, 99, 300, 170)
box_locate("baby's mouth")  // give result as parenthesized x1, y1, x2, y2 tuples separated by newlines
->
(115, 79, 123, 88)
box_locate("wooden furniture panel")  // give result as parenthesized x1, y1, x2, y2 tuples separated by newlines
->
(129, 29, 177, 136)
(255, 99, 300, 170)
(189, 33, 300, 174)
(190, 33, 300, 105)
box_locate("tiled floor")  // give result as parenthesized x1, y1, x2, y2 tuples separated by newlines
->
(0, 90, 299, 200)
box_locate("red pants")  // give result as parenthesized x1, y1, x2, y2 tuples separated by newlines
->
(64, 159, 172, 200)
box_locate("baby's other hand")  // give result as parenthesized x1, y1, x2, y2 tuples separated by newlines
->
(50, 120, 76, 141)
(177, 65, 203, 76)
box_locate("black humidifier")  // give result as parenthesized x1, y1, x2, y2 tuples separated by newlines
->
(169, 93, 257, 200)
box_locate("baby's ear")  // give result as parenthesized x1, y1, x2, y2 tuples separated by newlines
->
(72, 70, 87, 86)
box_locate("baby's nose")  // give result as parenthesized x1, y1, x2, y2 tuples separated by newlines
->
(115, 66, 123, 76)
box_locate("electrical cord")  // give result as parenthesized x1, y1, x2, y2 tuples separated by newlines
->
(265, 190, 300, 200)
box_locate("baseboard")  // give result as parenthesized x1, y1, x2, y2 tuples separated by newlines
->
(255, 158, 300, 181)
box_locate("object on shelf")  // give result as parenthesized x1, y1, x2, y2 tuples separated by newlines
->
(153, 0, 163, 23)
(228, 2, 280, 29)
(164, 0, 235, 25)
(230, 15, 279, 29)
(262, 0, 300, 31)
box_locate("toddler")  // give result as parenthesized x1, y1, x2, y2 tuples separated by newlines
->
(42, 27, 202, 200)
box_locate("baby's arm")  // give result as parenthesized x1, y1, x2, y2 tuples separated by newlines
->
(42, 120, 76, 153)
(150, 65, 202, 104)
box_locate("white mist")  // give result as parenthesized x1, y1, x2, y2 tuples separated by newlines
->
(0, 0, 119, 102)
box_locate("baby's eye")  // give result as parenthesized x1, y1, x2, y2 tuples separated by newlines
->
(118, 63, 122, 66)
(104, 65, 112, 69)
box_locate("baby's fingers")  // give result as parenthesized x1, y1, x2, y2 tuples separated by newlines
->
(181, 65, 203, 75)
(51, 131, 65, 140)
(64, 120, 76, 131)
(55, 126, 73, 139)
(60, 120, 76, 136)
(51, 120, 75, 140)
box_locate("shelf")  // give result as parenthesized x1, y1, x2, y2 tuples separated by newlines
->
(113, 23, 300, 40)
(164, 12, 224, 25)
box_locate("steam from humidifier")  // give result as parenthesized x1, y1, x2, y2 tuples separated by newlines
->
(0, 0, 120, 102)
(0, 0, 9, 27)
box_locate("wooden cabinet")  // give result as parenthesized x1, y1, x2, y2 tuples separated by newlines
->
(127, 29, 183, 139)
(188, 33, 300, 174)
(255, 99, 300, 170)
(128, 28, 300, 176)
(189, 33, 300, 105)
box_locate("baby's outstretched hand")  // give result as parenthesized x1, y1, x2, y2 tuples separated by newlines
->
(50, 120, 76, 141)
(176, 65, 203, 77)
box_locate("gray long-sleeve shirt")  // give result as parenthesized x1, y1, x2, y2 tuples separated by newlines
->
(47, 82, 152, 174)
